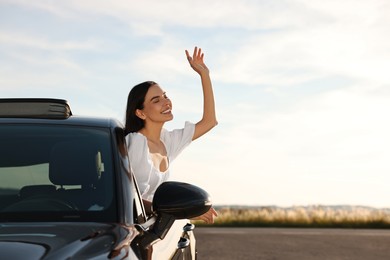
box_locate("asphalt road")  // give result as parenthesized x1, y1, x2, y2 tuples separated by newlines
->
(194, 227, 390, 260)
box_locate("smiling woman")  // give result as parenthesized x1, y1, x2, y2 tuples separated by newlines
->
(124, 47, 218, 224)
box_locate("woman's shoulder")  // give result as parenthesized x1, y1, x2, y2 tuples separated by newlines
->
(161, 122, 195, 152)
(161, 122, 195, 140)
(127, 131, 145, 141)
(126, 132, 148, 150)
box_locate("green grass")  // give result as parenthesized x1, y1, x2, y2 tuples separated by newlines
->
(194, 205, 390, 228)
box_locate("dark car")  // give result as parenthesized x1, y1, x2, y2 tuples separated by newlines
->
(0, 98, 211, 259)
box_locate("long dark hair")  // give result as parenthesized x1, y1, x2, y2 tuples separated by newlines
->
(125, 81, 156, 135)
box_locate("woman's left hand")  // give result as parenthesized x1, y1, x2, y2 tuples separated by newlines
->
(185, 46, 209, 75)
(192, 207, 218, 224)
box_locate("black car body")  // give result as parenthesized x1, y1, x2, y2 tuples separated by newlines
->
(0, 99, 211, 259)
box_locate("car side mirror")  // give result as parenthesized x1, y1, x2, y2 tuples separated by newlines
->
(136, 182, 212, 241)
(152, 181, 212, 219)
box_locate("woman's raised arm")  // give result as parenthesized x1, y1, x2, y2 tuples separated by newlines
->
(185, 47, 218, 141)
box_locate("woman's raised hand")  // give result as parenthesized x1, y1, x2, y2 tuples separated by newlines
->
(185, 46, 209, 75)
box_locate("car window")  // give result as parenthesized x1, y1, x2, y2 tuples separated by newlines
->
(0, 124, 117, 222)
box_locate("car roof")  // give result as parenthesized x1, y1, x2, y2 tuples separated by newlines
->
(0, 98, 123, 129)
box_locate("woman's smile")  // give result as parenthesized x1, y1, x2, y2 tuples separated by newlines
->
(161, 108, 171, 114)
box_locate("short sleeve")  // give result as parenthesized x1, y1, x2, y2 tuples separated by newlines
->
(162, 121, 195, 162)
(126, 133, 153, 196)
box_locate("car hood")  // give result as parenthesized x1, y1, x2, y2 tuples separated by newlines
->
(0, 222, 139, 259)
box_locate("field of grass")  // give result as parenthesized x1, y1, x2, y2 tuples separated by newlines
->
(194, 205, 390, 228)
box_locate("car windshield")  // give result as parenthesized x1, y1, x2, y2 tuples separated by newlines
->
(0, 124, 116, 222)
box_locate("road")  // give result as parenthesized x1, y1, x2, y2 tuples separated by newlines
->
(194, 227, 390, 260)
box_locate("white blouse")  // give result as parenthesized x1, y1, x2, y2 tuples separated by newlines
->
(126, 122, 195, 201)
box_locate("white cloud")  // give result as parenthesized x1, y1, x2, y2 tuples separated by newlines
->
(0, 31, 103, 51)
(212, 0, 390, 87)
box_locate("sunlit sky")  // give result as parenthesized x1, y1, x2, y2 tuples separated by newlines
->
(2, 0, 390, 207)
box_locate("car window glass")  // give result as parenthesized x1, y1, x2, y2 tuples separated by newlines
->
(0, 124, 116, 222)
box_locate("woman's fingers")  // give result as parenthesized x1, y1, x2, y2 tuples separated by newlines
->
(185, 50, 191, 61)
(203, 208, 218, 223)
(210, 207, 218, 217)
(185, 47, 209, 75)
(190, 207, 218, 224)
(193, 46, 197, 58)
(187, 47, 203, 61)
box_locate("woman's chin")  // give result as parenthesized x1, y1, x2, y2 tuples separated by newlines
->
(163, 114, 174, 121)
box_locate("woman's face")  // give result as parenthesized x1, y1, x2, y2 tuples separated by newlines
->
(137, 84, 173, 123)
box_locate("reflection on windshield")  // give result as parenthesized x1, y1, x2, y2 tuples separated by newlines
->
(0, 125, 116, 222)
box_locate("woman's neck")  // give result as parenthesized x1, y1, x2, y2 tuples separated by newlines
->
(138, 123, 163, 143)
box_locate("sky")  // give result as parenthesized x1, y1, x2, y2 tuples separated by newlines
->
(1, 0, 390, 208)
